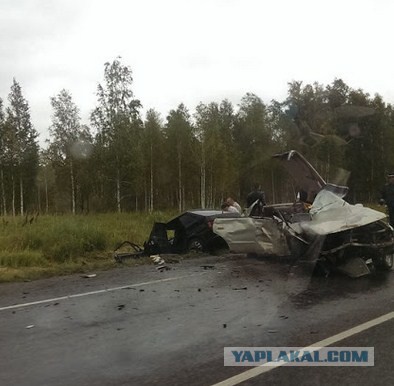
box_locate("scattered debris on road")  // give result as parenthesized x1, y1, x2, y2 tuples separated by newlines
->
(151, 255, 165, 265)
(157, 265, 171, 271)
(25, 325, 35, 329)
(151, 254, 171, 271)
(201, 265, 215, 270)
(82, 274, 97, 278)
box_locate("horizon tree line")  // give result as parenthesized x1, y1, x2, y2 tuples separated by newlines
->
(1, 58, 394, 216)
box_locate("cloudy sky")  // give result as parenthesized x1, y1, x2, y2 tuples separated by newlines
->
(1, 0, 394, 144)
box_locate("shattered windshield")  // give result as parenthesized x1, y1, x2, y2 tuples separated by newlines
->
(307, 189, 386, 236)
(310, 190, 349, 215)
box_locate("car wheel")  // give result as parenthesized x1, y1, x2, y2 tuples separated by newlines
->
(381, 253, 393, 270)
(187, 238, 204, 253)
(313, 260, 331, 278)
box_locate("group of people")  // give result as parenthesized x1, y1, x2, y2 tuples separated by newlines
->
(219, 173, 394, 226)
(220, 184, 266, 215)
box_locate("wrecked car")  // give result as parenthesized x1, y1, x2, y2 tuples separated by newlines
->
(115, 210, 240, 261)
(213, 150, 394, 277)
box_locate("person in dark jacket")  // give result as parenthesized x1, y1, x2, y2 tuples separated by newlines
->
(246, 183, 266, 207)
(380, 173, 394, 226)
(246, 183, 266, 216)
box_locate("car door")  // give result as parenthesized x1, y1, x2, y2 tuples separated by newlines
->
(213, 216, 290, 256)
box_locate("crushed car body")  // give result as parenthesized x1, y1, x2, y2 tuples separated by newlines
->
(213, 150, 394, 277)
(114, 210, 240, 262)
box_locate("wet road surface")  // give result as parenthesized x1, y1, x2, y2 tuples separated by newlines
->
(0, 254, 393, 386)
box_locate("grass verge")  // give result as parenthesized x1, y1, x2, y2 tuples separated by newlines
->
(0, 211, 176, 282)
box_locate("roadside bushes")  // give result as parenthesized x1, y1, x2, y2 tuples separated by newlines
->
(0, 251, 48, 267)
(0, 212, 175, 267)
(0, 216, 106, 265)
(40, 223, 107, 262)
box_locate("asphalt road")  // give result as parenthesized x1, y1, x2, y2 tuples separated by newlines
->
(0, 254, 393, 386)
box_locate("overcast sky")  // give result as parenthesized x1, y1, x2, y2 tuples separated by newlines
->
(1, 0, 394, 145)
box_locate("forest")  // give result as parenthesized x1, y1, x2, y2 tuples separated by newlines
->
(1, 57, 394, 216)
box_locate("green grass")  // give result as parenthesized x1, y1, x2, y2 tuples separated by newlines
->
(0, 211, 177, 282)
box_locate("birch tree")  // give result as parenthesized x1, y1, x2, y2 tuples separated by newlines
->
(165, 104, 195, 211)
(91, 58, 142, 212)
(0, 98, 6, 215)
(49, 89, 88, 214)
(5, 79, 38, 216)
(142, 109, 163, 212)
(195, 101, 237, 208)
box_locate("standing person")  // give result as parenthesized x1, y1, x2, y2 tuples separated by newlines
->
(380, 172, 394, 226)
(226, 197, 242, 214)
(246, 183, 266, 207)
(246, 183, 266, 216)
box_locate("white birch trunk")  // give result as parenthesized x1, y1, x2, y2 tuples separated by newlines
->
(116, 168, 121, 213)
(37, 183, 41, 213)
(150, 143, 154, 213)
(70, 159, 76, 215)
(178, 152, 182, 212)
(45, 173, 49, 214)
(12, 173, 15, 217)
(0, 168, 6, 216)
(200, 142, 206, 209)
(19, 175, 24, 216)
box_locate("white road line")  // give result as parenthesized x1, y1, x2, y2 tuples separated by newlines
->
(212, 311, 394, 386)
(0, 272, 207, 312)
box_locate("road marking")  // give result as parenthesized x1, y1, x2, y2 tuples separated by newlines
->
(0, 273, 207, 312)
(212, 311, 394, 386)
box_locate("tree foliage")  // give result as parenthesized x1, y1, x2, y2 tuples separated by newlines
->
(2, 65, 394, 216)
(90, 57, 142, 212)
(48, 89, 92, 214)
(1, 79, 39, 216)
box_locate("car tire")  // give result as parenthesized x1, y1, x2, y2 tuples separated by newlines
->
(187, 238, 204, 253)
(313, 260, 331, 278)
